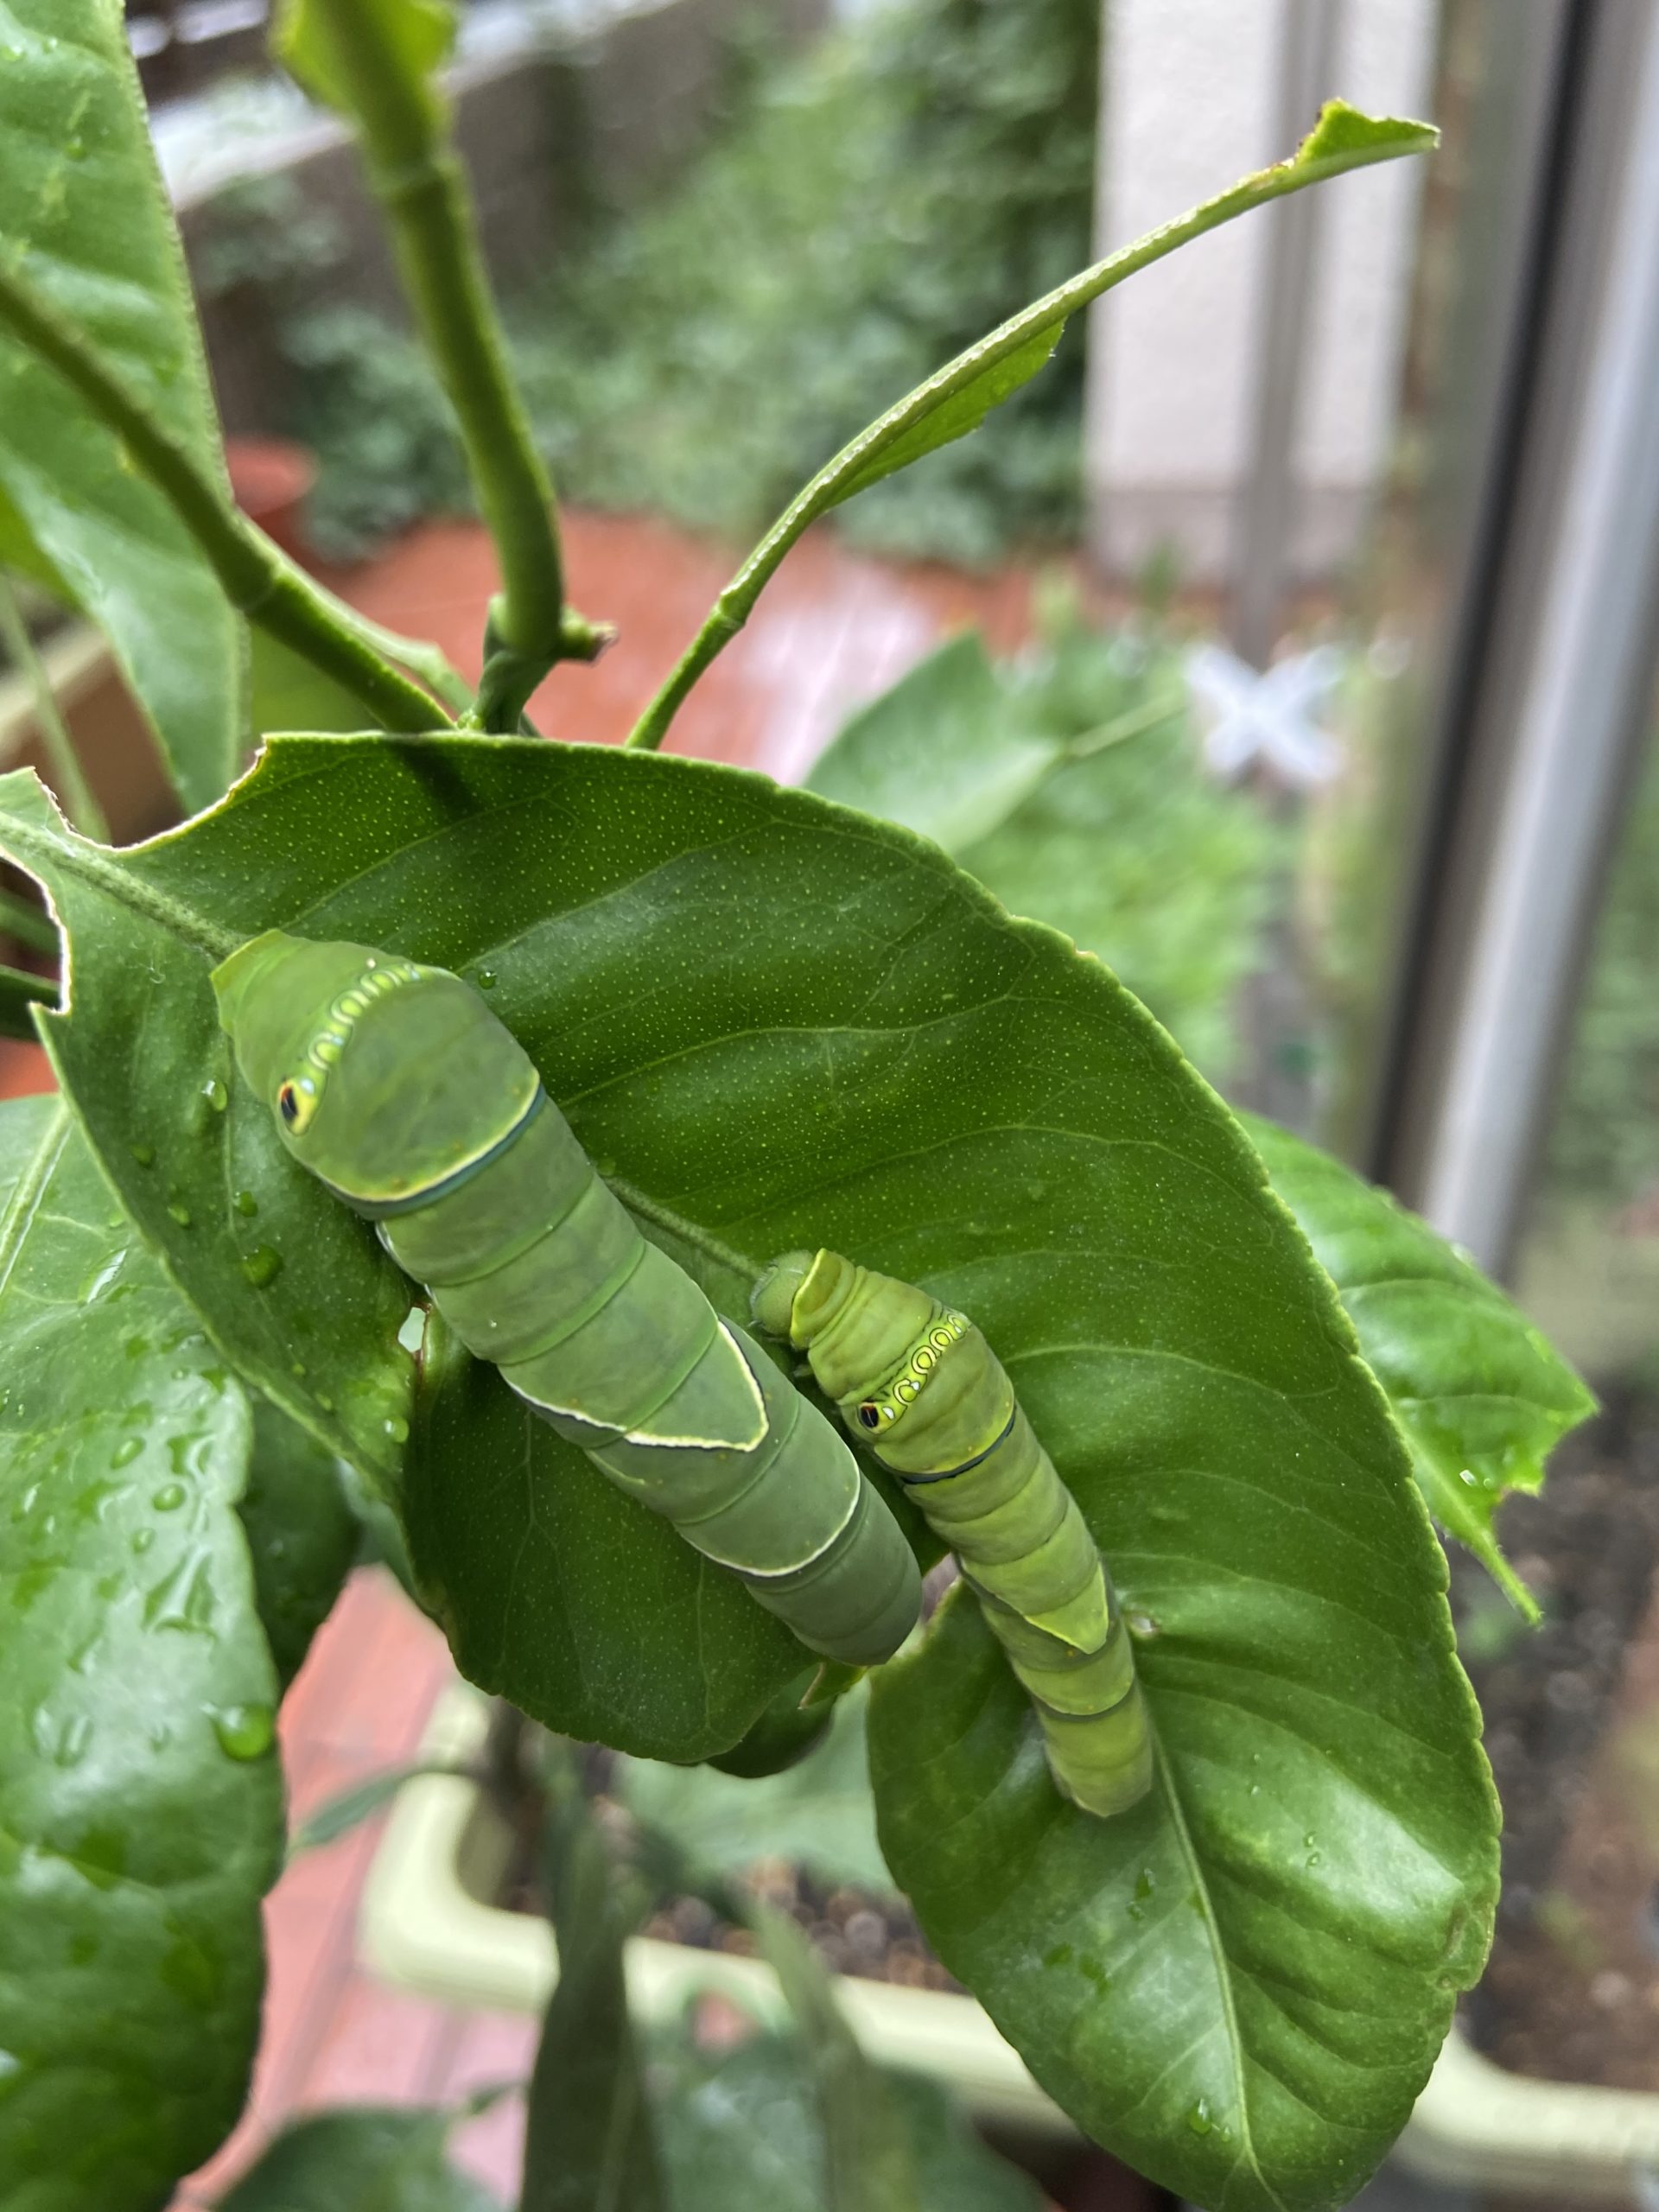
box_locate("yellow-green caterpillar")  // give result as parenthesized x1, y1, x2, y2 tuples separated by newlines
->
(753, 1249, 1152, 1818)
(212, 932, 921, 1668)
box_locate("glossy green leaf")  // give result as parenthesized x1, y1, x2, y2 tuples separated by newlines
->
(216, 2107, 499, 2212)
(1243, 1114, 1596, 1621)
(872, 1579, 1493, 2212)
(0, 0, 245, 811)
(0, 733, 1496, 2208)
(615, 1686, 890, 1896)
(0, 770, 416, 1487)
(0, 1096, 282, 2212)
(238, 1395, 359, 1687)
(520, 1748, 664, 2212)
(652, 2035, 1041, 2212)
(750, 1903, 920, 2211)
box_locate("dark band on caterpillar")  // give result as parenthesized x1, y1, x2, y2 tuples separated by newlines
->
(881, 1403, 1017, 1484)
(349, 1087, 549, 1221)
(212, 931, 922, 1673)
(753, 1248, 1152, 1821)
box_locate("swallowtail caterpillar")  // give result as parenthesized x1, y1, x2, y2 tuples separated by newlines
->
(212, 932, 922, 1668)
(753, 1249, 1152, 1818)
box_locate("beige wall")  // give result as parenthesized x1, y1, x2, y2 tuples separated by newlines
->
(1085, 0, 1437, 585)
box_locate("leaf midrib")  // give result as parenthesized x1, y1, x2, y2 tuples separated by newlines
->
(1151, 1723, 1290, 2212)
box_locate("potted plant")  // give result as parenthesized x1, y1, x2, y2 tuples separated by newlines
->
(0, 3, 1572, 2208)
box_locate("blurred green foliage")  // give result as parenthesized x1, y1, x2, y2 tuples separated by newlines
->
(810, 588, 1285, 1084)
(279, 0, 1098, 563)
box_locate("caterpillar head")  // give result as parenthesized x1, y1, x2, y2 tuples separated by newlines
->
(212, 930, 539, 1214)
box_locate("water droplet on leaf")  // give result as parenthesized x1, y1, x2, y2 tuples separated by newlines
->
(1187, 2099, 1213, 2136)
(151, 1483, 186, 1511)
(110, 1436, 143, 1470)
(240, 1246, 282, 1288)
(202, 1078, 227, 1113)
(233, 1189, 258, 1217)
(208, 1703, 274, 1761)
(130, 1142, 155, 1167)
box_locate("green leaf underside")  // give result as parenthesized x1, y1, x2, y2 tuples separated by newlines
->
(751, 1904, 923, 2210)
(1244, 1114, 1595, 1621)
(0, 1096, 282, 2212)
(615, 1686, 891, 1896)
(0, 0, 245, 811)
(652, 2034, 1042, 2212)
(0, 734, 1497, 2207)
(829, 325, 1062, 505)
(520, 1754, 664, 2212)
(215, 2107, 499, 2211)
(238, 1395, 359, 1688)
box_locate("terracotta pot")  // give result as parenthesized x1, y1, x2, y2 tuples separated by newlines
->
(0, 1039, 54, 1099)
(226, 436, 318, 565)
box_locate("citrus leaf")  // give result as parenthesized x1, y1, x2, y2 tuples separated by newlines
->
(520, 1750, 664, 2212)
(0, 0, 245, 810)
(216, 2107, 498, 2211)
(0, 1096, 282, 2211)
(1243, 1113, 1595, 1621)
(0, 734, 1497, 2202)
(238, 1395, 359, 1688)
(631, 103, 1437, 748)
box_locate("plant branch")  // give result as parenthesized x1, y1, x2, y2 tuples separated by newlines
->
(292, 0, 600, 721)
(626, 103, 1434, 752)
(0, 570, 109, 841)
(0, 256, 448, 734)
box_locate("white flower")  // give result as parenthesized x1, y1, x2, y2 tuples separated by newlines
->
(1184, 641, 1345, 790)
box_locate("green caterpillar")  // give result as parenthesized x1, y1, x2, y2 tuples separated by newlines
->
(212, 932, 921, 1668)
(753, 1249, 1152, 1818)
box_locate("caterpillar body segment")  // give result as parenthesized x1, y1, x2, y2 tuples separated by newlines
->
(213, 931, 920, 1668)
(753, 1247, 1152, 1817)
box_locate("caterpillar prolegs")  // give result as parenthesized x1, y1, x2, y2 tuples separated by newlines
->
(212, 933, 921, 1668)
(753, 1249, 1152, 1818)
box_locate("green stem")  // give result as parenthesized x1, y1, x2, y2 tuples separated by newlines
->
(0, 572, 109, 841)
(301, 0, 575, 704)
(626, 105, 1433, 752)
(0, 257, 448, 735)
